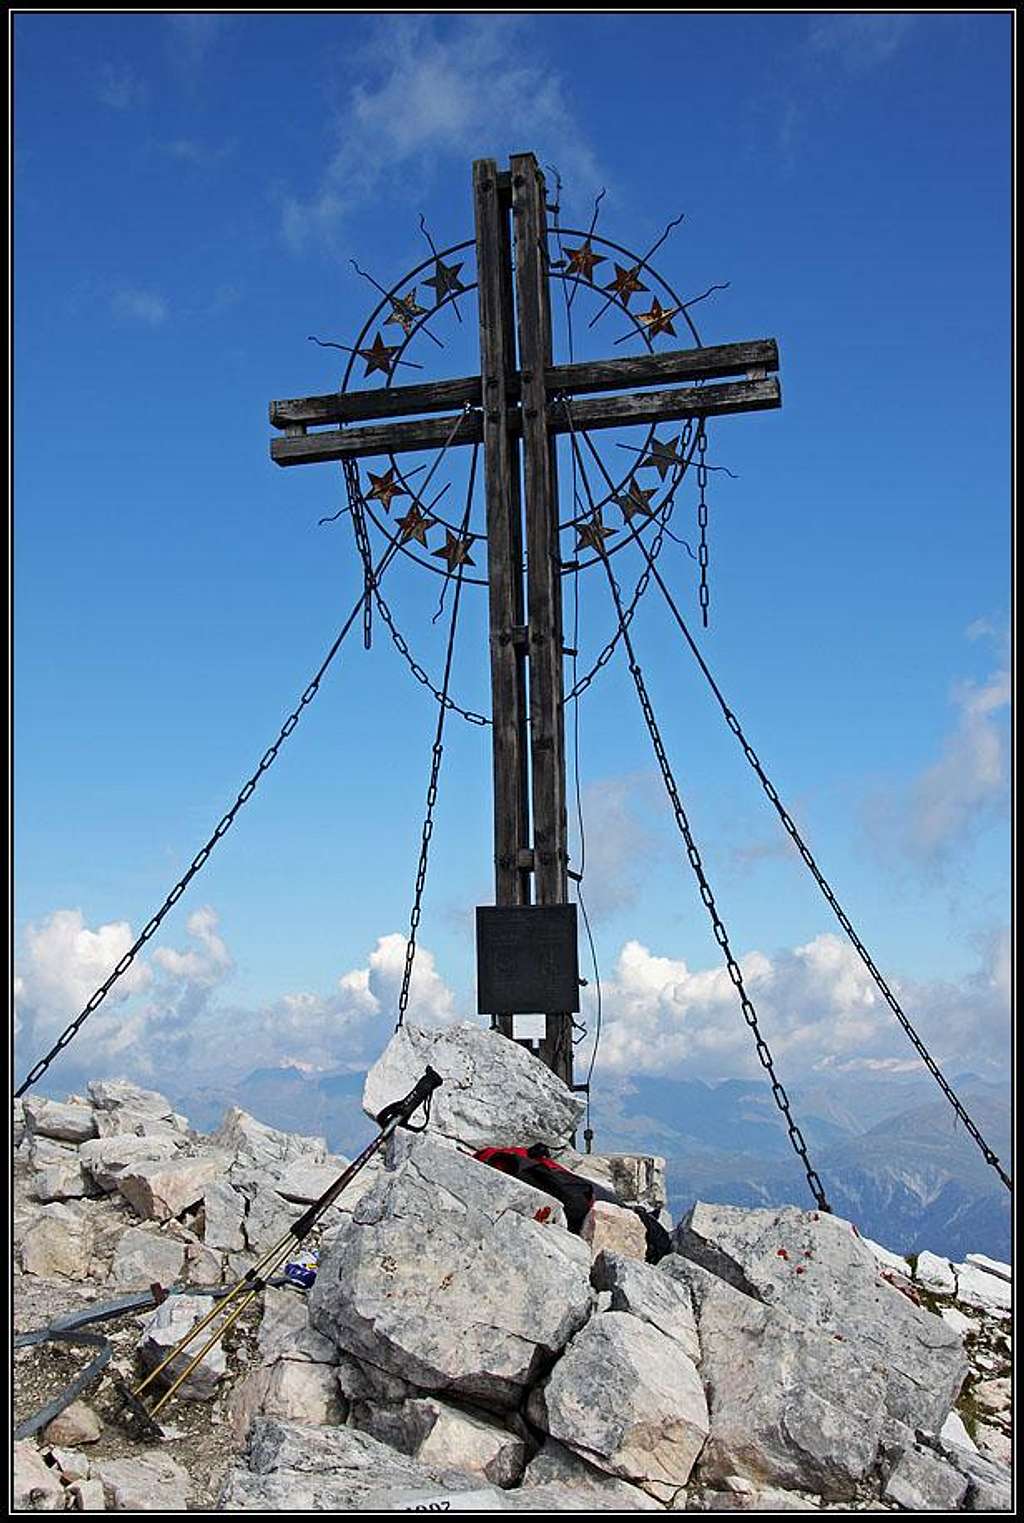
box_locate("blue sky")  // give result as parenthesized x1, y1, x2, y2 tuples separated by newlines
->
(13, 13, 1011, 1102)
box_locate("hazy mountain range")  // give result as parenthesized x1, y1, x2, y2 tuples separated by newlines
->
(180, 1063, 1011, 1264)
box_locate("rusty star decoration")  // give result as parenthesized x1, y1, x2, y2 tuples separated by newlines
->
(431, 530, 476, 569)
(636, 298, 679, 338)
(614, 480, 658, 522)
(640, 433, 687, 481)
(359, 331, 400, 378)
(365, 466, 409, 513)
(605, 262, 648, 306)
(395, 503, 434, 546)
(423, 258, 466, 305)
(564, 241, 606, 282)
(385, 288, 427, 336)
(575, 512, 617, 553)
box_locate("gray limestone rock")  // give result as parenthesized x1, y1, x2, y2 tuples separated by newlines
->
(28, 1136, 98, 1203)
(116, 1152, 228, 1222)
(521, 1436, 665, 1509)
(551, 1146, 668, 1211)
(362, 1021, 584, 1149)
(87, 1078, 176, 1118)
(954, 1260, 1012, 1317)
(20, 1202, 95, 1280)
(352, 1395, 527, 1487)
(23, 1097, 98, 1144)
(137, 1294, 228, 1400)
(92, 1452, 191, 1510)
(308, 1131, 592, 1410)
(882, 1443, 969, 1510)
(13, 1441, 65, 1511)
(217, 1417, 482, 1511)
(915, 1249, 957, 1294)
(78, 1133, 182, 1192)
(673, 1203, 967, 1433)
(527, 1310, 708, 1497)
(663, 1256, 886, 1501)
(109, 1226, 186, 1287)
(592, 1249, 701, 1363)
(42, 1400, 103, 1446)
(201, 1177, 247, 1252)
(212, 1107, 327, 1188)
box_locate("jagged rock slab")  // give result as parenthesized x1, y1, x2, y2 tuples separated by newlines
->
(673, 1202, 967, 1432)
(116, 1153, 228, 1222)
(663, 1256, 886, 1501)
(227, 1358, 344, 1442)
(954, 1260, 1012, 1317)
(212, 1107, 327, 1187)
(13, 1440, 65, 1510)
(351, 1395, 527, 1487)
(552, 1147, 668, 1210)
(521, 1437, 663, 1509)
(965, 1253, 1011, 1284)
(581, 1200, 648, 1260)
(217, 1417, 483, 1510)
(92, 1452, 191, 1510)
(22, 1097, 98, 1143)
(920, 1434, 1012, 1511)
(20, 1202, 95, 1280)
(42, 1399, 103, 1446)
(202, 1178, 247, 1252)
(110, 1226, 186, 1287)
(256, 1285, 337, 1365)
(67, 1478, 106, 1510)
(591, 1249, 700, 1363)
(527, 1310, 708, 1496)
(308, 1131, 592, 1410)
(915, 1250, 957, 1294)
(138, 1294, 228, 1400)
(87, 1078, 177, 1117)
(28, 1136, 98, 1202)
(78, 1133, 183, 1192)
(882, 1442, 969, 1510)
(362, 1021, 584, 1149)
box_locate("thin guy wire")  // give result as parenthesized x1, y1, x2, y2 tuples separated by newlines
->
(395, 444, 480, 1030)
(15, 540, 402, 1099)
(562, 398, 832, 1212)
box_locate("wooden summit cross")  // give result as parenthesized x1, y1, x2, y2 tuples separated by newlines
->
(269, 153, 780, 1091)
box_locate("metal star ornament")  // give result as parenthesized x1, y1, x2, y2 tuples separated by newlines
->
(575, 512, 617, 552)
(386, 288, 427, 335)
(564, 241, 606, 282)
(640, 434, 687, 481)
(423, 258, 466, 305)
(431, 531, 476, 569)
(365, 467, 409, 512)
(636, 298, 679, 338)
(395, 504, 434, 546)
(359, 331, 400, 378)
(614, 480, 658, 522)
(605, 262, 648, 306)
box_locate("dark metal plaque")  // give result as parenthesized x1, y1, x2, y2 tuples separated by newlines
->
(476, 905, 579, 1014)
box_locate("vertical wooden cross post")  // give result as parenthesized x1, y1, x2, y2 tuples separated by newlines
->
(269, 151, 781, 1092)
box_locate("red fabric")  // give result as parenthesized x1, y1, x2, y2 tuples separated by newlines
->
(473, 1147, 576, 1178)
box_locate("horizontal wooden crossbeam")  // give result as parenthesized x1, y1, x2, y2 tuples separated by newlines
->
(269, 339, 778, 430)
(270, 377, 780, 467)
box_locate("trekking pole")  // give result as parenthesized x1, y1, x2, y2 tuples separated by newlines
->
(115, 1065, 443, 1436)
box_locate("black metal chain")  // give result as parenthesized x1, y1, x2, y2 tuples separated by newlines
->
(342, 420, 491, 727)
(561, 398, 832, 1211)
(564, 418, 698, 706)
(15, 540, 402, 1100)
(696, 422, 710, 627)
(345, 463, 375, 651)
(395, 447, 479, 1030)
(622, 539, 1012, 1192)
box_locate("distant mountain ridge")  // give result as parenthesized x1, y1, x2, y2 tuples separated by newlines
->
(171, 1062, 1011, 1264)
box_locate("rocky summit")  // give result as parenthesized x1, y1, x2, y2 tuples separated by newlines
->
(12, 1025, 1013, 1511)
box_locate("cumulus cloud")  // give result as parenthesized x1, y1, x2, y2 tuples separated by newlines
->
(569, 775, 660, 920)
(582, 926, 1010, 1083)
(282, 15, 601, 250)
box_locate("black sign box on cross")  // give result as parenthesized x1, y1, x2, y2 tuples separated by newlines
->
(475, 904, 580, 1015)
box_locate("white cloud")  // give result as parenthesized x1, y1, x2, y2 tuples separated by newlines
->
(582, 926, 1010, 1083)
(151, 906, 233, 986)
(282, 16, 601, 250)
(807, 14, 918, 72)
(570, 775, 659, 919)
(111, 288, 169, 326)
(864, 630, 1010, 870)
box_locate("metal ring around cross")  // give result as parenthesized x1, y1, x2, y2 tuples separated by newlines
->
(336, 227, 707, 585)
